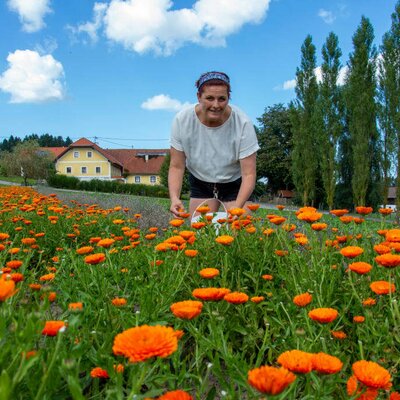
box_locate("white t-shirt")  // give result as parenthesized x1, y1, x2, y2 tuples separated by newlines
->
(170, 104, 259, 183)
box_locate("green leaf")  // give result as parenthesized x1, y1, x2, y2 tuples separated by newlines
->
(0, 370, 12, 400)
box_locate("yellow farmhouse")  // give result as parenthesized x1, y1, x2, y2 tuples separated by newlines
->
(46, 138, 168, 185)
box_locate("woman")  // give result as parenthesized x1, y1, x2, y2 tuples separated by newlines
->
(168, 71, 259, 218)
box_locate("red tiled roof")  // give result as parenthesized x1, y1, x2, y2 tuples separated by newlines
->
(106, 149, 168, 175)
(40, 147, 67, 159)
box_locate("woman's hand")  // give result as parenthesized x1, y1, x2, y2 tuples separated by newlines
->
(170, 199, 185, 217)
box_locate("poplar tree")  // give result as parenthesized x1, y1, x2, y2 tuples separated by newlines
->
(291, 35, 319, 205)
(345, 17, 379, 207)
(379, 2, 400, 210)
(318, 32, 344, 209)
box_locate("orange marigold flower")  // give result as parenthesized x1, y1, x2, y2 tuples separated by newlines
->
(84, 253, 106, 264)
(170, 300, 203, 320)
(248, 366, 296, 395)
(349, 262, 372, 275)
(112, 298, 127, 307)
(224, 291, 249, 304)
(352, 360, 392, 389)
(89, 237, 102, 244)
(228, 207, 246, 216)
(390, 392, 400, 400)
(179, 231, 195, 240)
(340, 246, 364, 258)
(355, 206, 373, 215)
(375, 253, 400, 268)
(373, 244, 391, 255)
(29, 283, 41, 291)
(297, 211, 322, 223)
(215, 235, 234, 246)
(8, 247, 20, 254)
(191, 222, 206, 229)
(10, 273, 24, 282)
(0, 278, 17, 301)
(158, 390, 193, 400)
(262, 274, 273, 281)
(311, 352, 343, 374)
(42, 320, 66, 336)
(308, 308, 338, 323)
(21, 237, 36, 245)
(90, 367, 109, 379)
(277, 350, 313, 374)
(192, 287, 231, 301)
(76, 246, 94, 255)
(295, 236, 308, 246)
(386, 229, 400, 242)
(353, 316, 365, 323)
(362, 298, 376, 307)
(276, 205, 285, 210)
(263, 228, 275, 236)
(39, 273, 55, 281)
(269, 216, 286, 225)
(6, 260, 23, 269)
(97, 238, 115, 248)
(340, 216, 354, 224)
(196, 205, 210, 214)
(331, 330, 347, 340)
(250, 296, 265, 303)
(293, 292, 312, 307)
(144, 234, 157, 241)
(0, 233, 10, 241)
(275, 250, 288, 256)
(247, 203, 260, 211)
(379, 208, 393, 215)
(311, 223, 327, 231)
(112, 325, 179, 362)
(169, 219, 185, 227)
(330, 209, 349, 217)
(69, 302, 83, 311)
(347, 375, 379, 400)
(184, 249, 198, 258)
(164, 236, 186, 245)
(199, 268, 219, 279)
(370, 281, 395, 295)
(25, 350, 37, 360)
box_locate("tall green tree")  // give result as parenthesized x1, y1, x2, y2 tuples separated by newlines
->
(345, 16, 380, 207)
(318, 32, 344, 209)
(291, 35, 319, 205)
(379, 1, 400, 210)
(0, 140, 55, 185)
(256, 104, 293, 193)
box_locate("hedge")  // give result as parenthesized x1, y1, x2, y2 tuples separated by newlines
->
(47, 174, 170, 198)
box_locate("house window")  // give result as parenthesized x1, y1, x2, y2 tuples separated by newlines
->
(66, 167, 72, 174)
(135, 176, 141, 183)
(73, 151, 79, 158)
(95, 166, 101, 174)
(150, 175, 156, 183)
(87, 151, 92, 158)
(81, 167, 87, 174)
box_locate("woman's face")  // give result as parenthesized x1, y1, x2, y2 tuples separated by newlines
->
(197, 84, 230, 126)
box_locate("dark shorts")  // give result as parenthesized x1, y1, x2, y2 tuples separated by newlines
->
(189, 173, 245, 202)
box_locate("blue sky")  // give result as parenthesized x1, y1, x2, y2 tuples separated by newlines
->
(0, 0, 398, 149)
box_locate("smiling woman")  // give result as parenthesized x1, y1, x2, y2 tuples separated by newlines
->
(168, 71, 260, 218)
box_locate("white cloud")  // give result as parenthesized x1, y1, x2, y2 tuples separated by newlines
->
(280, 65, 348, 91)
(72, 0, 270, 55)
(141, 94, 192, 111)
(282, 79, 296, 90)
(8, 0, 52, 32)
(318, 9, 336, 24)
(67, 3, 107, 43)
(0, 50, 65, 103)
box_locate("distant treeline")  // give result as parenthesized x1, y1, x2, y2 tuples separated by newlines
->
(0, 134, 72, 152)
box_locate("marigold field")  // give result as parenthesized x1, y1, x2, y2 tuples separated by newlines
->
(1, 186, 399, 399)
